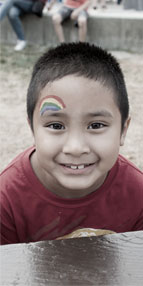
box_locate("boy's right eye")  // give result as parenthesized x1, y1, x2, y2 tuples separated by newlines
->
(47, 123, 65, 130)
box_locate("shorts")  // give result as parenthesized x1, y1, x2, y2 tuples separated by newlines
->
(58, 5, 88, 24)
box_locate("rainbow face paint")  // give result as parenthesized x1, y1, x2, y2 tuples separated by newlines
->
(39, 95, 66, 116)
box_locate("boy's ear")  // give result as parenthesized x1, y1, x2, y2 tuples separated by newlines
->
(120, 117, 131, 146)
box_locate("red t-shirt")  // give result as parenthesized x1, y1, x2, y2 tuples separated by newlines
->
(65, 0, 89, 9)
(0, 146, 143, 245)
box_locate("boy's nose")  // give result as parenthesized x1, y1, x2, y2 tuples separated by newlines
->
(62, 132, 90, 156)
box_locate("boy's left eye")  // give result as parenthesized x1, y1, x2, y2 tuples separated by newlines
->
(88, 123, 106, 129)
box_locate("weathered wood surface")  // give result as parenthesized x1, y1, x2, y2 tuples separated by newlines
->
(0, 231, 143, 285)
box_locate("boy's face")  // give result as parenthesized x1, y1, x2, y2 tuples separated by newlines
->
(31, 75, 129, 198)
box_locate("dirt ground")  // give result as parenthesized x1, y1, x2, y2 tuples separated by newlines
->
(0, 45, 143, 173)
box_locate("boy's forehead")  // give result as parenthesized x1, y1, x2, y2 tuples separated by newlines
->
(36, 85, 120, 122)
(40, 74, 115, 94)
(37, 75, 118, 109)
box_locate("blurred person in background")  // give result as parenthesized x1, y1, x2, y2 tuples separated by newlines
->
(92, 0, 107, 9)
(44, 0, 61, 11)
(0, 0, 47, 51)
(51, 0, 91, 43)
(117, 0, 122, 4)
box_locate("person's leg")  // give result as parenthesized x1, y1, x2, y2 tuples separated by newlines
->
(52, 6, 72, 43)
(8, 6, 27, 50)
(1, 0, 33, 39)
(0, 0, 15, 20)
(92, 0, 97, 9)
(52, 13, 65, 42)
(100, 0, 107, 8)
(7, 0, 33, 50)
(0, 0, 32, 20)
(8, 6, 25, 40)
(77, 11, 88, 42)
(13, 0, 33, 12)
(8, 0, 33, 39)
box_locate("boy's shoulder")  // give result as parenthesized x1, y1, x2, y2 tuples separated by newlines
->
(0, 146, 35, 179)
(118, 154, 142, 173)
(117, 154, 143, 185)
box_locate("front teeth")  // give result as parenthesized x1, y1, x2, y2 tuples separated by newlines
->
(67, 165, 85, 170)
(77, 165, 85, 170)
(70, 165, 78, 170)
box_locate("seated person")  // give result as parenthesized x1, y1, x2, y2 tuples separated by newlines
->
(0, 0, 46, 51)
(51, 0, 91, 42)
(92, 0, 107, 9)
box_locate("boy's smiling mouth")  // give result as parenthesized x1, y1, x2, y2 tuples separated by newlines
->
(63, 164, 93, 170)
(59, 163, 96, 174)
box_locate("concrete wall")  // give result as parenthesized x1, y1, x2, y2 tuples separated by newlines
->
(1, 12, 143, 53)
(124, 0, 143, 10)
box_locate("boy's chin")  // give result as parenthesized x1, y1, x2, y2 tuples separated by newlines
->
(57, 181, 96, 198)
(56, 174, 106, 196)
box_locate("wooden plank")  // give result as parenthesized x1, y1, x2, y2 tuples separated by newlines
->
(0, 231, 143, 285)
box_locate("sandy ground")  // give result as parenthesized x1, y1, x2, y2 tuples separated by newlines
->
(0, 46, 143, 173)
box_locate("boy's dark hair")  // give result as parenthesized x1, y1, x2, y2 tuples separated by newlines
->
(27, 42, 129, 131)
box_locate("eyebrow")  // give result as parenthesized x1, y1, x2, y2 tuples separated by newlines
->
(41, 111, 66, 118)
(87, 111, 113, 118)
(41, 110, 113, 118)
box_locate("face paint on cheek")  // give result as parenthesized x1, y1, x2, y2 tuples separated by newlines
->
(39, 95, 66, 116)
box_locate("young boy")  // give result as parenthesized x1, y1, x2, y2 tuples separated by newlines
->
(0, 43, 143, 245)
(51, 0, 91, 42)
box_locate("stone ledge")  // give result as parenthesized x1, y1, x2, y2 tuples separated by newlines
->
(1, 10, 143, 53)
